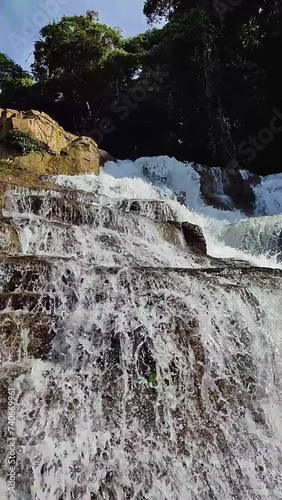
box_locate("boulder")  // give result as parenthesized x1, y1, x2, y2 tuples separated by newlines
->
(0, 108, 101, 182)
(195, 165, 256, 213)
(0, 108, 76, 154)
(98, 148, 116, 167)
(61, 137, 100, 175)
(181, 222, 207, 255)
(167, 221, 207, 255)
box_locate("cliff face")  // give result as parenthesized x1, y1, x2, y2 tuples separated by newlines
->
(0, 109, 100, 186)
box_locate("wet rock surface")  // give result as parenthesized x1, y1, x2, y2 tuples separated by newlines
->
(0, 176, 281, 500)
(0, 218, 20, 254)
(0, 314, 56, 362)
(195, 165, 256, 213)
(169, 221, 208, 255)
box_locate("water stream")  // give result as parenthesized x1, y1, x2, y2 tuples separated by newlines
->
(0, 156, 282, 500)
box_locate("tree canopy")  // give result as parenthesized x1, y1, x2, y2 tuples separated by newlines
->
(0, 53, 33, 106)
(0, 4, 281, 174)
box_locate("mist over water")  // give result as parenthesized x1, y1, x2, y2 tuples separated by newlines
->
(1, 156, 282, 500)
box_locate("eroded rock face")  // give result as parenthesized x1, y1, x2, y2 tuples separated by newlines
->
(0, 171, 281, 499)
(98, 148, 116, 167)
(168, 221, 208, 255)
(0, 108, 101, 180)
(61, 137, 100, 175)
(0, 219, 20, 254)
(195, 165, 256, 213)
(0, 108, 76, 153)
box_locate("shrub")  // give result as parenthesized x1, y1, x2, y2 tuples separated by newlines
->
(4, 130, 46, 155)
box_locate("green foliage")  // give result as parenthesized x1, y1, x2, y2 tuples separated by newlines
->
(32, 15, 124, 81)
(0, 3, 280, 175)
(30, 13, 138, 126)
(4, 130, 46, 156)
(143, 0, 180, 22)
(0, 52, 34, 106)
(0, 52, 25, 81)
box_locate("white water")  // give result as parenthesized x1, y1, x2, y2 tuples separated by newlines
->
(254, 173, 282, 216)
(219, 216, 282, 261)
(55, 157, 282, 269)
(1, 156, 282, 500)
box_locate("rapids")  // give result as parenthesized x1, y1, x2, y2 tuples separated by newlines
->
(55, 157, 282, 269)
(0, 156, 282, 500)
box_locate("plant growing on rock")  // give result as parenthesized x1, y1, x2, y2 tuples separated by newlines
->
(4, 130, 47, 156)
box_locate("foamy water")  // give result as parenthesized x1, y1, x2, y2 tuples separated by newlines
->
(54, 156, 282, 269)
(1, 156, 282, 500)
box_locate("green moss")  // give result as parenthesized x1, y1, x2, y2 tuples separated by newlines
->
(4, 130, 47, 156)
(137, 372, 158, 390)
(147, 372, 158, 389)
(0, 160, 11, 176)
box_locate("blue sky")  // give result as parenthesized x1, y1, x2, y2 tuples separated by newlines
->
(0, 0, 148, 69)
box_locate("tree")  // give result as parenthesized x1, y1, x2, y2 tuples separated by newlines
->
(2, 5, 279, 174)
(31, 13, 140, 133)
(0, 53, 33, 107)
(32, 15, 124, 81)
(141, 0, 281, 172)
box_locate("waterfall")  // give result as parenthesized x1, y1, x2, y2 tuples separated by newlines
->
(253, 173, 282, 216)
(219, 216, 282, 261)
(1, 156, 282, 500)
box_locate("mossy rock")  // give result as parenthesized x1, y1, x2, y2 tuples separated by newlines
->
(0, 148, 99, 188)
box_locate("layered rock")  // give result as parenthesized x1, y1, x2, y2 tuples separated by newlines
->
(0, 152, 281, 498)
(0, 108, 76, 152)
(195, 164, 257, 213)
(0, 108, 101, 184)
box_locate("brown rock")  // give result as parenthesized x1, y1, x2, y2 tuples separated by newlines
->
(0, 219, 20, 254)
(98, 148, 116, 167)
(0, 108, 102, 181)
(0, 108, 76, 154)
(181, 222, 207, 255)
(61, 136, 99, 175)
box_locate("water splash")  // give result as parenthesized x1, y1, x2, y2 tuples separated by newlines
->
(55, 156, 282, 269)
(0, 156, 282, 499)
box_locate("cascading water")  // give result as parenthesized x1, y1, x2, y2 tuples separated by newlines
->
(253, 173, 282, 216)
(0, 156, 282, 500)
(219, 216, 282, 261)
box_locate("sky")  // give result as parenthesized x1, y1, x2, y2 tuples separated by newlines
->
(0, 0, 148, 69)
